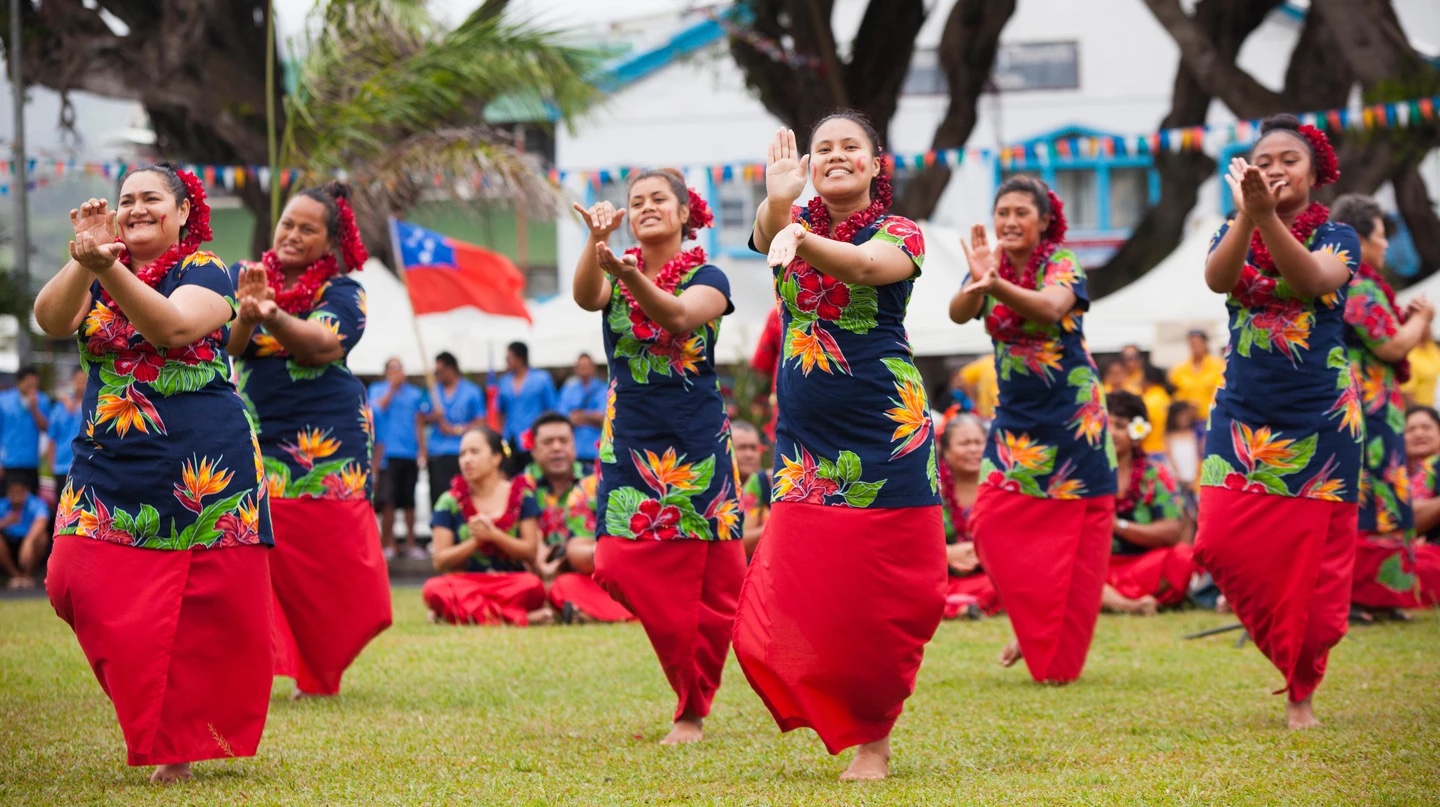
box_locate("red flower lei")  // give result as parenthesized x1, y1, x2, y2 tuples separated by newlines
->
(805, 192, 887, 243)
(1247, 202, 1329, 276)
(1115, 449, 1151, 517)
(997, 240, 1060, 290)
(619, 246, 708, 340)
(448, 474, 528, 557)
(260, 250, 341, 316)
(936, 457, 973, 542)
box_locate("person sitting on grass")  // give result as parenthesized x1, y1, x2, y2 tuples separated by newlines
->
(0, 479, 49, 588)
(1102, 390, 1194, 616)
(421, 426, 550, 626)
(527, 412, 633, 624)
(937, 414, 1000, 619)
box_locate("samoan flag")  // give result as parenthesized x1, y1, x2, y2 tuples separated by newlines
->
(390, 218, 532, 322)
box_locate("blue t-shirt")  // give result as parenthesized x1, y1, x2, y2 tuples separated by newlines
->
(0, 388, 51, 468)
(0, 493, 48, 543)
(557, 376, 607, 461)
(427, 379, 486, 457)
(368, 381, 427, 465)
(1201, 220, 1363, 502)
(47, 399, 84, 475)
(497, 369, 557, 445)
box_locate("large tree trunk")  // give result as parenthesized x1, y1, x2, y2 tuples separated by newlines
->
(5, 0, 285, 257)
(1087, 0, 1282, 298)
(891, 0, 1016, 221)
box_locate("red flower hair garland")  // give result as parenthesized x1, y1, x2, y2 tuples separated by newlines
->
(683, 187, 714, 242)
(1298, 124, 1339, 188)
(335, 196, 369, 271)
(103, 167, 213, 313)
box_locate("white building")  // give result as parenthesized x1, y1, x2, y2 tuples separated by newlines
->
(540, 0, 1440, 365)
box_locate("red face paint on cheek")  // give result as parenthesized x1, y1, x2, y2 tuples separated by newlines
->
(160, 214, 167, 228)
(855, 157, 867, 173)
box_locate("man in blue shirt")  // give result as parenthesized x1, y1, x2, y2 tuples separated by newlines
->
(557, 353, 607, 465)
(423, 351, 487, 511)
(0, 478, 50, 588)
(47, 367, 87, 495)
(496, 342, 556, 457)
(369, 357, 429, 560)
(0, 367, 51, 493)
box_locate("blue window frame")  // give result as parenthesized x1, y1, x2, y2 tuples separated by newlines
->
(992, 125, 1160, 237)
(1217, 140, 1251, 216)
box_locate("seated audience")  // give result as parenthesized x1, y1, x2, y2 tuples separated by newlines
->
(732, 420, 771, 559)
(938, 415, 1000, 618)
(0, 478, 50, 588)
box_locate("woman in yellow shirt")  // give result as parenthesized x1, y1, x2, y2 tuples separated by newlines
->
(1402, 327, 1440, 407)
(1167, 330, 1226, 419)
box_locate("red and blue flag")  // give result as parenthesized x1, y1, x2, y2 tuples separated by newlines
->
(390, 219, 532, 322)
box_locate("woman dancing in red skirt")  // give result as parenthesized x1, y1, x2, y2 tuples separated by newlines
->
(572, 169, 743, 745)
(735, 113, 946, 781)
(1197, 114, 1362, 729)
(34, 163, 273, 783)
(229, 182, 392, 698)
(949, 175, 1116, 684)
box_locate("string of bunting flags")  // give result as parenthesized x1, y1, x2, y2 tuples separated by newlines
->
(3, 95, 1436, 197)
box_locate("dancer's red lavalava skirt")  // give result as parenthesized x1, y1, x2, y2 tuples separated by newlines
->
(269, 498, 393, 695)
(46, 537, 273, 766)
(422, 571, 547, 625)
(548, 572, 635, 622)
(1107, 544, 1196, 607)
(1194, 487, 1358, 703)
(732, 502, 946, 754)
(971, 487, 1114, 684)
(1351, 531, 1440, 610)
(594, 537, 745, 720)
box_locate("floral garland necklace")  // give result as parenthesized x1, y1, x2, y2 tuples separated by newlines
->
(620, 246, 707, 340)
(997, 239, 1059, 290)
(449, 474, 526, 556)
(1248, 202, 1329, 276)
(261, 250, 341, 316)
(1115, 450, 1150, 517)
(101, 240, 195, 316)
(805, 194, 886, 243)
(936, 458, 974, 541)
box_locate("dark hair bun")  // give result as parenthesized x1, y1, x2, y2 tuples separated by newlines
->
(1259, 113, 1303, 135)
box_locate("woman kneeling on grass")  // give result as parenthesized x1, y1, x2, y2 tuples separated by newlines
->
(421, 426, 550, 626)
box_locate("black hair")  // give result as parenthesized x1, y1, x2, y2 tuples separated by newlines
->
(626, 167, 688, 203)
(435, 352, 459, 371)
(1107, 390, 1148, 422)
(1254, 113, 1313, 163)
(993, 173, 1053, 217)
(1407, 405, 1440, 431)
(941, 414, 987, 452)
(1330, 194, 1390, 240)
(293, 181, 351, 241)
(577, 352, 593, 362)
(127, 161, 191, 206)
(507, 342, 529, 366)
(15, 365, 38, 382)
(531, 411, 574, 436)
(461, 424, 524, 479)
(1143, 364, 1171, 391)
(809, 109, 888, 200)
(1166, 400, 1197, 432)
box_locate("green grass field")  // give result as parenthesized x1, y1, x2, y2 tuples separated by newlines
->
(2, 585, 1437, 806)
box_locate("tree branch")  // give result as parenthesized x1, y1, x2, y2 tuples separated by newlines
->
(1140, 0, 1284, 118)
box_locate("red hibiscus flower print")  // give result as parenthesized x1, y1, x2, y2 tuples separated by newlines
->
(775, 448, 841, 504)
(114, 349, 166, 383)
(1231, 267, 1279, 308)
(984, 304, 1027, 341)
(629, 307, 660, 342)
(794, 267, 851, 321)
(984, 470, 1023, 494)
(1343, 295, 1396, 342)
(87, 324, 134, 355)
(77, 499, 134, 546)
(1223, 472, 1269, 495)
(882, 218, 925, 259)
(169, 341, 217, 366)
(629, 499, 682, 541)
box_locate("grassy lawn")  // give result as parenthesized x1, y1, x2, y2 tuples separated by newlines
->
(2, 584, 1437, 806)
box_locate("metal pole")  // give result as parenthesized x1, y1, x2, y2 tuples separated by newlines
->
(10, 0, 32, 366)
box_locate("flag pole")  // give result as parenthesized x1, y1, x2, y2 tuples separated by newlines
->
(388, 216, 451, 433)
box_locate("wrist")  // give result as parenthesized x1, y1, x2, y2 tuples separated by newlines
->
(1116, 518, 1131, 532)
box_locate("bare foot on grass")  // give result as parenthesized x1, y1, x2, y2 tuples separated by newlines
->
(660, 716, 703, 745)
(999, 640, 1023, 668)
(150, 763, 192, 784)
(1287, 697, 1321, 730)
(840, 737, 890, 781)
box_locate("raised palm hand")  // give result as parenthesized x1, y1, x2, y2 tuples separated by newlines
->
(572, 201, 626, 240)
(765, 128, 810, 205)
(1224, 158, 1280, 220)
(960, 224, 1000, 295)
